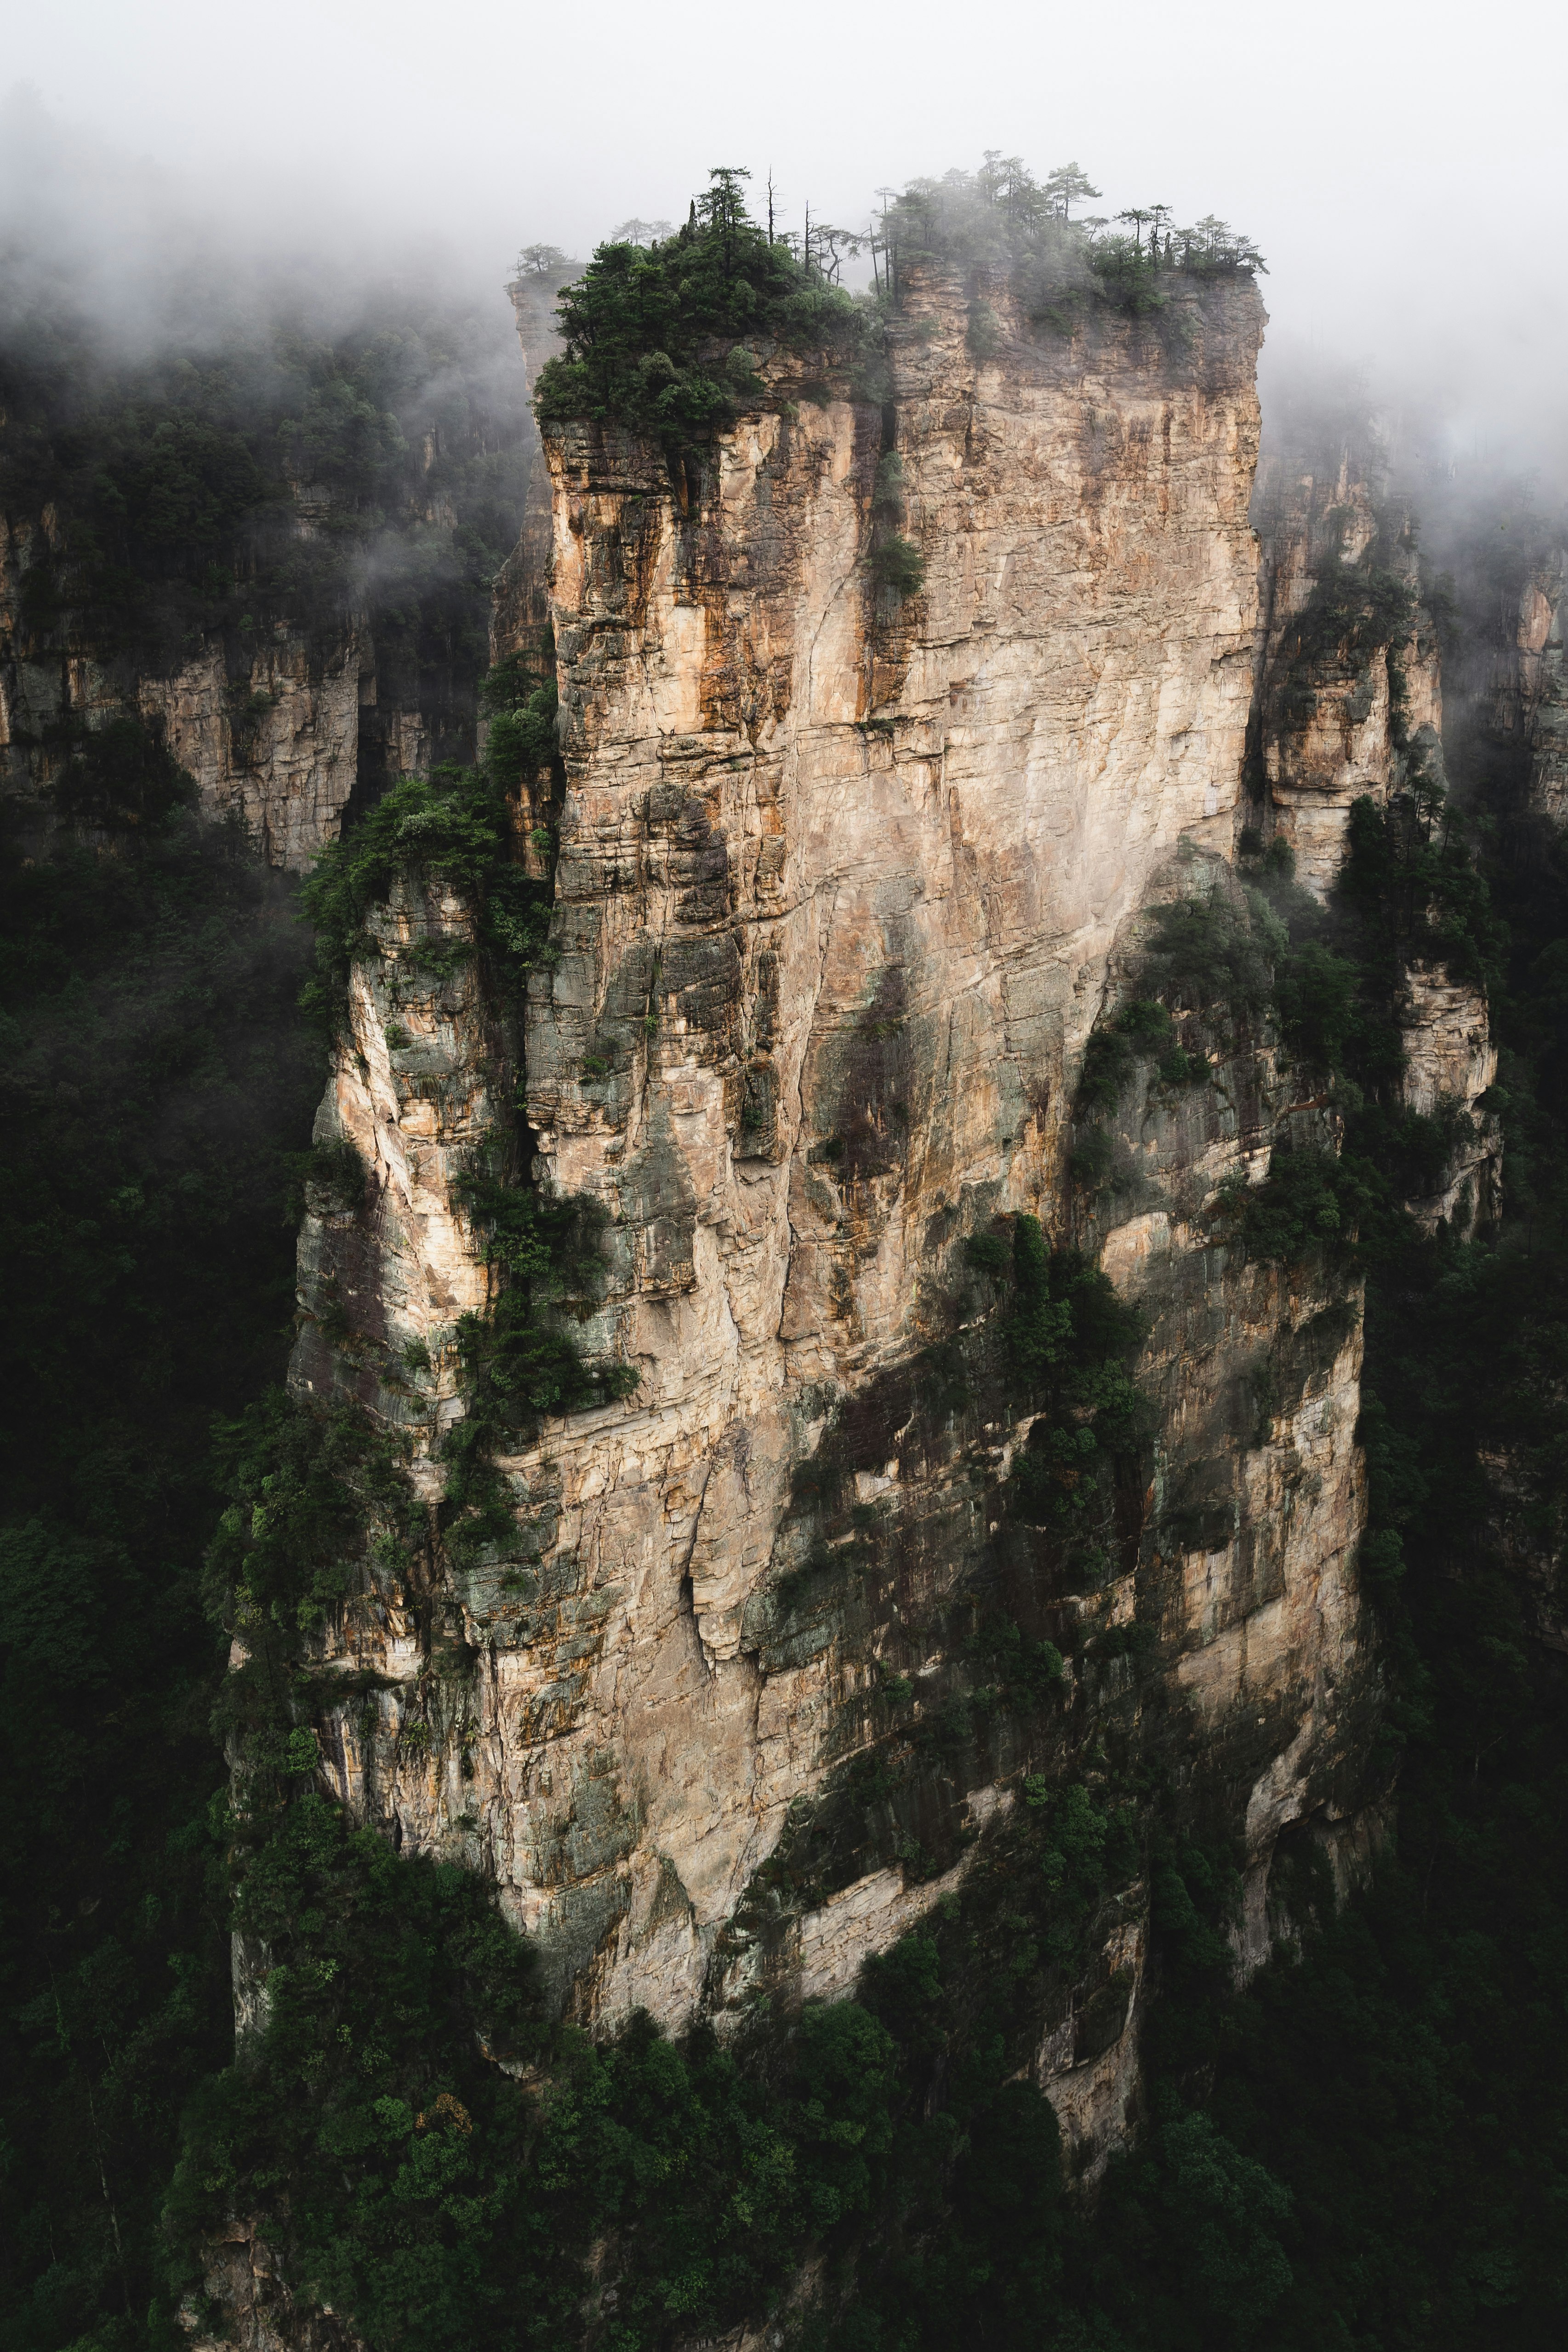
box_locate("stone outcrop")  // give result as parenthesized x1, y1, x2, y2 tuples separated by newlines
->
(285, 265, 1391, 2181)
(182, 2218, 360, 2352)
(1249, 436, 1440, 897)
(1521, 556, 1568, 821)
(1, 453, 488, 866)
(1396, 960, 1501, 1235)
(0, 548, 415, 870)
(137, 627, 367, 865)
(1248, 428, 1501, 1241)
(291, 872, 501, 1428)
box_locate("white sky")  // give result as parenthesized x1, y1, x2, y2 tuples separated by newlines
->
(4, 0, 1565, 469)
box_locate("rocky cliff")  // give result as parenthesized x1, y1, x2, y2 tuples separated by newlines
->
(0, 566, 356, 868)
(0, 304, 529, 866)
(284, 264, 1392, 2178)
(1, 517, 461, 871)
(1249, 435, 1441, 899)
(1520, 555, 1568, 820)
(1249, 426, 1501, 1238)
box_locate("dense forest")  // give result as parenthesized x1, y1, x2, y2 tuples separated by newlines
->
(3, 184, 1568, 2352)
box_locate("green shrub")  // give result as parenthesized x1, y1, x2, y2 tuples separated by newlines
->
(964, 1232, 1010, 1277)
(1274, 560, 1418, 733)
(1339, 788, 1503, 993)
(999, 1220, 1146, 1533)
(967, 300, 1003, 357)
(1143, 894, 1272, 1017)
(297, 761, 559, 1034)
(1078, 996, 1177, 1109)
(165, 1770, 1104, 2352)
(1217, 1147, 1370, 1268)
(205, 1390, 415, 1636)
(300, 768, 504, 992)
(871, 451, 906, 517)
(485, 679, 559, 783)
(1070, 1126, 1118, 1192)
(871, 532, 926, 599)
(440, 1170, 637, 1560)
(1272, 938, 1362, 1071)
(165, 1795, 554, 2347)
(284, 1135, 366, 1222)
(1074, 906, 1260, 1142)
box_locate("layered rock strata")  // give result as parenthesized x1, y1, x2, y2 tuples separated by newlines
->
(288, 267, 1388, 2174)
(0, 508, 369, 868)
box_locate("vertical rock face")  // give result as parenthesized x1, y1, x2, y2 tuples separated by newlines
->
(1520, 556, 1568, 821)
(1249, 429, 1500, 1240)
(1250, 439, 1440, 897)
(511, 275, 1273, 2021)
(1084, 862, 1377, 1984)
(136, 628, 368, 867)
(289, 267, 1387, 2171)
(1396, 962, 1501, 1236)
(0, 570, 455, 870)
(292, 873, 500, 1430)
(490, 263, 570, 660)
(2, 508, 413, 871)
(1, 409, 506, 865)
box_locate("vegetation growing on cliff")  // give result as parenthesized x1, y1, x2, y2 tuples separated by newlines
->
(441, 1170, 638, 1563)
(987, 1219, 1147, 1546)
(170, 1581, 1175, 2352)
(740, 1223, 1144, 1928)
(173, 1312, 1140, 2352)
(530, 156, 1264, 459)
(1243, 744, 1504, 1196)
(292, 717, 638, 1513)
(1182, 807, 1568, 2347)
(1270, 550, 1422, 738)
(296, 760, 551, 1016)
(870, 154, 1263, 327)
(533, 167, 867, 451)
(1070, 886, 1272, 1193)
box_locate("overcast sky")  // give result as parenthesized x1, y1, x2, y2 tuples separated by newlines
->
(4, 0, 1565, 472)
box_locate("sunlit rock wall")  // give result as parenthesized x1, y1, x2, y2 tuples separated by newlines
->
(287, 271, 1389, 2171)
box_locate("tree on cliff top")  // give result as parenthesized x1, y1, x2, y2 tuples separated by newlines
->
(534, 155, 1266, 446)
(1043, 160, 1101, 219)
(531, 167, 865, 451)
(870, 156, 1263, 319)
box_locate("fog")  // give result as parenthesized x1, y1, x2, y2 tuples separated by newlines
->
(3, 0, 1565, 470)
